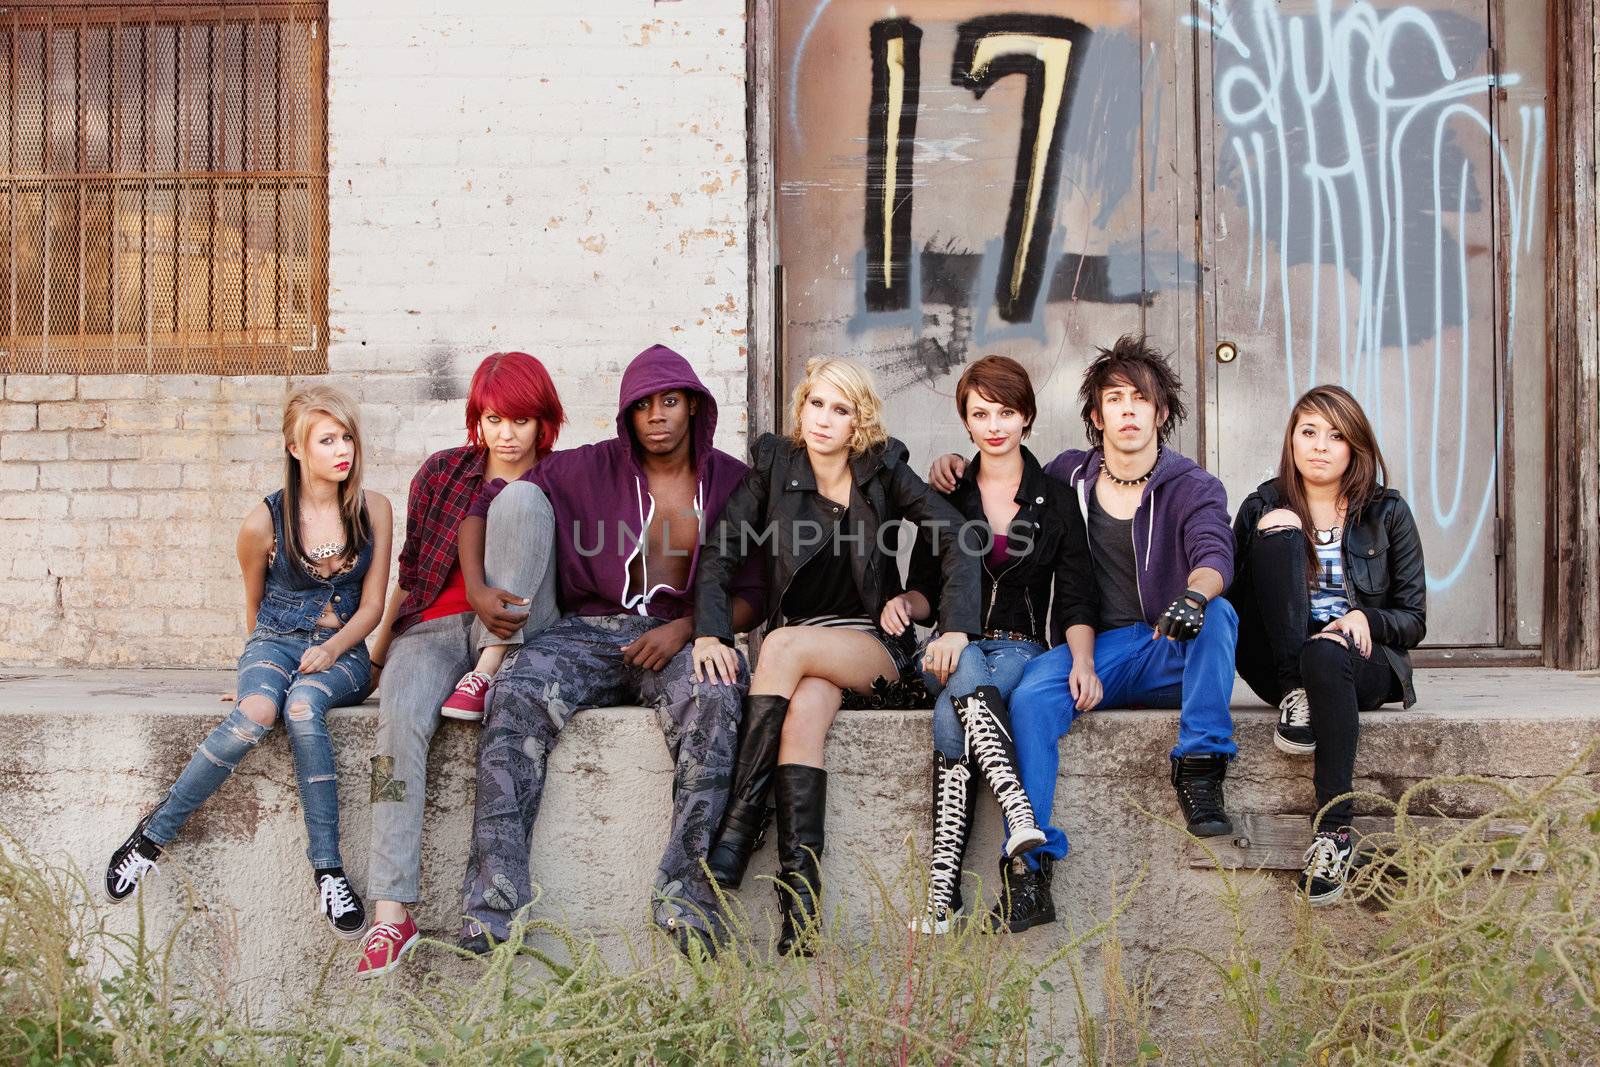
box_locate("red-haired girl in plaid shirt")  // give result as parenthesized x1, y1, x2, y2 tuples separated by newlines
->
(357, 352, 566, 978)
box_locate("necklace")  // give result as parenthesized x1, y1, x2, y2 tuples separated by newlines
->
(1102, 450, 1159, 488)
(300, 502, 345, 561)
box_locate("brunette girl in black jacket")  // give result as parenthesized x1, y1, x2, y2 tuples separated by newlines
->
(1228, 385, 1426, 906)
(897, 356, 1098, 933)
(691, 357, 979, 954)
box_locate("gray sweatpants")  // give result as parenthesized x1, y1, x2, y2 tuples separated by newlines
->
(367, 480, 558, 904)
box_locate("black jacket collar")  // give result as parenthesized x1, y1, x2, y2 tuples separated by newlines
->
(954, 446, 1052, 509)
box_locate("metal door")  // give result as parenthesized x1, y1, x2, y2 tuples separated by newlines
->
(1197, 0, 1534, 646)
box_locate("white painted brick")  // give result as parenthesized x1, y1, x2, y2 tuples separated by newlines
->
(0, 403, 37, 431)
(4, 375, 75, 402)
(1, 432, 69, 462)
(69, 432, 142, 461)
(36, 403, 107, 431)
(0, 493, 67, 520)
(0, 464, 38, 491)
(70, 494, 138, 520)
(104, 402, 180, 433)
(75, 377, 151, 401)
(111, 464, 182, 490)
(38, 462, 111, 491)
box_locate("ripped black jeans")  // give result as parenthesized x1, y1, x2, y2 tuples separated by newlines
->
(1236, 526, 1397, 828)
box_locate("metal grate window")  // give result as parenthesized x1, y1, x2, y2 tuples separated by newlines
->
(0, 1, 326, 375)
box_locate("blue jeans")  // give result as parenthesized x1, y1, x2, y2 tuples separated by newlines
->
(145, 627, 370, 869)
(920, 639, 1045, 758)
(1010, 597, 1238, 868)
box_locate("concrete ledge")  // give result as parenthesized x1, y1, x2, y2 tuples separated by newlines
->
(2, 667, 1597, 1016)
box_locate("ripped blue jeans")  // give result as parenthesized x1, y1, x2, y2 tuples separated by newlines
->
(144, 627, 370, 869)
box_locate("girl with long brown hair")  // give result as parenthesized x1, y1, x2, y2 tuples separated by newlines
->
(105, 385, 392, 940)
(1228, 384, 1426, 906)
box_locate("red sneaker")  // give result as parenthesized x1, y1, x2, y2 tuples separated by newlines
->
(355, 912, 419, 978)
(441, 671, 492, 721)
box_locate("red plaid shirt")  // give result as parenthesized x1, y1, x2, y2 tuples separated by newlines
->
(393, 445, 486, 637)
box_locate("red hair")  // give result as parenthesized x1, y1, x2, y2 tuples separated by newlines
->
(465, 352, 565, 455)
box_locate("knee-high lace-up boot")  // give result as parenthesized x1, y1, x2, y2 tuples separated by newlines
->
(913, 751, 977, 934)
(955, 686, 1047, 858)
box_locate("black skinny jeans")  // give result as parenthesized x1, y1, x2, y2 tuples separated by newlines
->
(1236, 527, 1397, 828)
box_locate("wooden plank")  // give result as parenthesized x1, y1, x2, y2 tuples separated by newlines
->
(1543, 0, 1600, 670)
(1189, 812, 1537, 873)
(745, 0, 776, 441)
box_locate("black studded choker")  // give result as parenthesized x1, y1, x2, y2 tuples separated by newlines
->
(1101, 451, 1158, 487)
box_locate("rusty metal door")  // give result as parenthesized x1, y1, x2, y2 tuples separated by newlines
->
(1197, 0, 1533, 646)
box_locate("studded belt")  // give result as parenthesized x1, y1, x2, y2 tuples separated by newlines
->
(981, 628, 1042, 644)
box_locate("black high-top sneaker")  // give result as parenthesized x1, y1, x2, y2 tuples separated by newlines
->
(105, 813, 162, 902)
(988, 853, 1055, 933)
(315, 868, 368, 940)
(1170, 754, 1234, 837)
(1274, 687, 1315, 755)
(914, 752, 973, 935)
(1298, 828, 1354, 906)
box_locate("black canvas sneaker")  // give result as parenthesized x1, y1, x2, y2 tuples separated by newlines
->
(315, 868, 368, 939)
(105, 814, 162, 902)
(1298, 828, 1354, 906)
(1274, 687, 1316, 755)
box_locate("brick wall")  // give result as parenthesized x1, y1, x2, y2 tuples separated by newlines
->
(0, 0, 752, 668)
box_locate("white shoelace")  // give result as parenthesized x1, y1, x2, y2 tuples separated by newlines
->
(365, 921, 406, 952)
(1304, 835, 1346, 880)
(926, 760, 971, 914)
(455, 671, 492, 697)
(319, 874, 357, 920)
(113, 852, 158, 894)
(1280, 688, 1312, 730)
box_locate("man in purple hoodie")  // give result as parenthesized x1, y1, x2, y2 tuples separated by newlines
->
(930, 336, 1237, 931)
(459, 344, 764, 956)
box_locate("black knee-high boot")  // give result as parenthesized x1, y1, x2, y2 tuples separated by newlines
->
(955, 685, 1047, 858)
(706, 694, 788, 889)
(773, 764, 826, 956)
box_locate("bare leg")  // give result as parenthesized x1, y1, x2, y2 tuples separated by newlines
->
(749, 626, 896, 766)
(473, 643, 510, 677)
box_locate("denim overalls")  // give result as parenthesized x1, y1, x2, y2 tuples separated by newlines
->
(145, 490, 373, 870)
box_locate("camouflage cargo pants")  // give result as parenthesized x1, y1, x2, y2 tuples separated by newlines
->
(461, 613, 748, 940)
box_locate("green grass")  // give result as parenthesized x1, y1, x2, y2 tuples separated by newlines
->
(2, 746, 1597, 1065)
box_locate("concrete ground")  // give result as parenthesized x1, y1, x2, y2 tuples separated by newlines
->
(2, 666, 1596, 1029)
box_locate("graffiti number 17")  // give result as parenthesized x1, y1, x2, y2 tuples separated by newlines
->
(864, 14, 1091, 323)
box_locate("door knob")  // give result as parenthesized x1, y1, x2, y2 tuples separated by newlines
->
(1215, 340, 1238, 364)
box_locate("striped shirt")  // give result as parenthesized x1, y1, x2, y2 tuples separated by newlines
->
(1310, 531, 1350, 622)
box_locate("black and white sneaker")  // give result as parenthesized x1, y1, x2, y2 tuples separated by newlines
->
(315, 868, 368, 939)
(105, 814, 162, 902)
(1297, 828, 1354, 906)
(1274, 687, 1315, 755)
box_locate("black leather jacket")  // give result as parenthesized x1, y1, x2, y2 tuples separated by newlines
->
(695, 433, 980, 643)
(907, 447, 1098, 646)
(1231, 479, 1427, 706)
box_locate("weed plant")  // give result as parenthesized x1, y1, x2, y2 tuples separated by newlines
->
(1, 748, 1595, 1065)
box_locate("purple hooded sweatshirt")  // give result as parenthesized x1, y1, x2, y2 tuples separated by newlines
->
(529, 344, 765, 622)
(1044, 446, 1234, 628)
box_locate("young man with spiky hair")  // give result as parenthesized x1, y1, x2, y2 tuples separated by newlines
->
(929, 336, 1238, 931)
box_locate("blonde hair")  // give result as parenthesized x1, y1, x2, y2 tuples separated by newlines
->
(787, 357, 889, 455)
(281, 384, 371, 562)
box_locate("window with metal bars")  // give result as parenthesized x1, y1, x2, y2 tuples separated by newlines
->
(1, 1, 326, 375)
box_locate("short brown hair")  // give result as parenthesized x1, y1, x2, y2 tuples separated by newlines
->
(956, 355, 1037, 437)
(1079, 335, 1187, 447)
